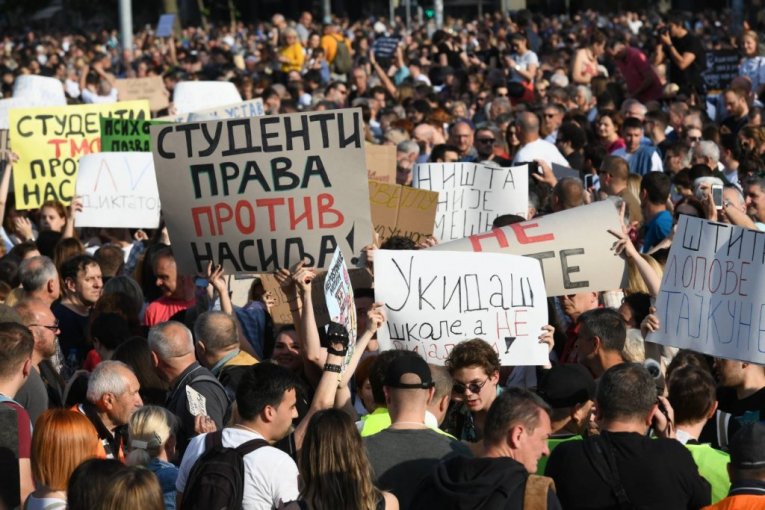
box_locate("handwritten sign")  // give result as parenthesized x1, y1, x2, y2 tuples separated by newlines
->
(9, 101, 150, 209)
(258, 274, 294, 326)
(648, 216, 765, 364)
(100, 117, 168, 152)
(75, 152, 160, 228)
(367, 144, 396, 183)
(369, 181, 438, 244)
(324, 248, 357, 368)
(150, 108, 374, 274)
(375, 250, 549, 365)
(429, 200, 627, 296)
(159, 98, 265, 123)
(172, 81, 242, 115)
(413, 162, 529, 242)
(115, 77, 169, 111)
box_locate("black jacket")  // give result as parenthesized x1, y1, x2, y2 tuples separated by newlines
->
(410, 456, 561, 510)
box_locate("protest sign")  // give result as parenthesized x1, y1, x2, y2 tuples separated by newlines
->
(369, 181, 438, 244)
(9, 100, 150, 210)
(648, 216, 765, 364)
(375, 250, 549, 365)
(150, 108, 374, 275)
(115, 77, 169, 111)
(367, 144, 396, 183)
(100, 117, 168, 152)
(413, 162, 529, 242)
(156, 13, 176, 37)
(257, 274, 294, 326)
(159, 98, 266, 123)
(75, 152, 160, 228)
(324, 248, 357, 368)
(172, 81, 242, 115)
(12, 75, 67, 107)
(0, 129, 8, 163)
(703, 50, 739, 91)
(0, 98, 24, 129)
(429, 200, 627, 296)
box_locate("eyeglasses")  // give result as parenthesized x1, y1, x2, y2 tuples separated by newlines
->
(452, 378, 489, 395)
(31, 322, 59, 332)
(476, 138, 495, 144)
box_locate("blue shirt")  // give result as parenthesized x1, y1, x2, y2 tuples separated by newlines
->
(642, 210, 672, 253)
(149, 458, 179, 510)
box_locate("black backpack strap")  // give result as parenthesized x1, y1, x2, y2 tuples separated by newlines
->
(235, 437, 269, 456)
(204, 429, 224, 450)
(582, 435, 634, 510)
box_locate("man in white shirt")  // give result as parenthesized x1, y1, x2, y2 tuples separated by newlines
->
(512, 112, 569, 168)
(176, 363, 300, 510)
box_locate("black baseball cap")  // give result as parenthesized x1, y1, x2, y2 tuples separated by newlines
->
(538, 364, 596, 409)
(384, 355, 435, 390)
(730, 422, 765, 470)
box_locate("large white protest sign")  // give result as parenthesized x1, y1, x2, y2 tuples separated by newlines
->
(375, 250, 549, 366)
(413, 162, 529, 242)
(429, 200, 627, 296)
(158, 98, 265, 123)
(172, 81, 242, 115)
(76, 152, 161, 228)
(324, 248, 357, 369)
(13, 75, 67, 107)
(648, 216, 765, 364)
(150, 108, 374, 275)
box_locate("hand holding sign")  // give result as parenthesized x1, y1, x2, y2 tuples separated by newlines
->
(365, 302, 387, 335)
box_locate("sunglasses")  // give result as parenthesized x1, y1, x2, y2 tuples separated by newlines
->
(452, 378, 489, 395)
(477, 138, 495, 144)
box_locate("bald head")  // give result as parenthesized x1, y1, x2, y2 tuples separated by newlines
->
(516, 112, 540, 144)
(194, 311, 239, 354)
(553, 177, 585, 212)
(148, 321, 194, 361)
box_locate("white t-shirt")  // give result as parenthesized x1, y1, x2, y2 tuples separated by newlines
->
(509, 50, 539, 83)
(176, 428, 299, 510)
(512, 138, 569, 168)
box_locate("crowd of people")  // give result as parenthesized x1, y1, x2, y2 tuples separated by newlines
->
(1, 5, 765, 510)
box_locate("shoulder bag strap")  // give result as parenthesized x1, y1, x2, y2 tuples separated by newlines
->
(582, 435, 634, 510)
(235, 438, 269, 456)
(523, 475, 555, 510)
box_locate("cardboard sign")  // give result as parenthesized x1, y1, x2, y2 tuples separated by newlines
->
(369, 181, 438, 244)
(75, 152, 160, 228)
(172, 81, 242, 115)
(258, 274, 294, 326)
(115, 77, 169, 111)
(367, 144, 396, 183)
(100, 117, 168, 152)
(648, 216, 765, 364)
(150, 108, 374, 275)
(375, 250, 549, 366)
(703, 50, 739, 91)
(9, 100, 150, 210)
(0, 129, 8, 163)
(413, 162, 529, 242)
(429, 200, 627, 296)
(324, 248, 357, 368)
(13, 75, 67, 107)
(156, 13, 176, 37)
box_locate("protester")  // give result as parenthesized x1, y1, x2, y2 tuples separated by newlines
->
(704, 423, 765, 509)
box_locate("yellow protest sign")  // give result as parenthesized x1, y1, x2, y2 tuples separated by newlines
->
(9, 100, 150, 210)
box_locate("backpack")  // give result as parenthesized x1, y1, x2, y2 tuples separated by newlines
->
(332, 36, 352, 74)
(180, 430, 268, 510)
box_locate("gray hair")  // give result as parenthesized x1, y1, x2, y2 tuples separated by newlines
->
(87, 360, 133, 403)
(397, 139, 420, 157)
(576, 85, 592, 103)
(148, 321, 194, 360)
(194, 311, 239, 353)
(18, 256, 57, 292)
(621, 98, 647, 117)
(694, 141, 720, 165)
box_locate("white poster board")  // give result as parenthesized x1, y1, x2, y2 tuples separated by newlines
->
(648, 216, 765, 364)
(75, 152, 161, 228)
(13, 75, 67, 107)
(429, 200, 627, 296)
(172, 81, 242, 115)
(374, 249, 549, 366)
(324, 248, 357, 369)
(413, 162, 529, 242)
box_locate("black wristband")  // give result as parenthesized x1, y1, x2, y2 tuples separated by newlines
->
(324, 363, 342, 373)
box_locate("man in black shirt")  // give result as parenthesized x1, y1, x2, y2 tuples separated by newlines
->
(655, 12, 706, 98)
(546, 363, 711, 510)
